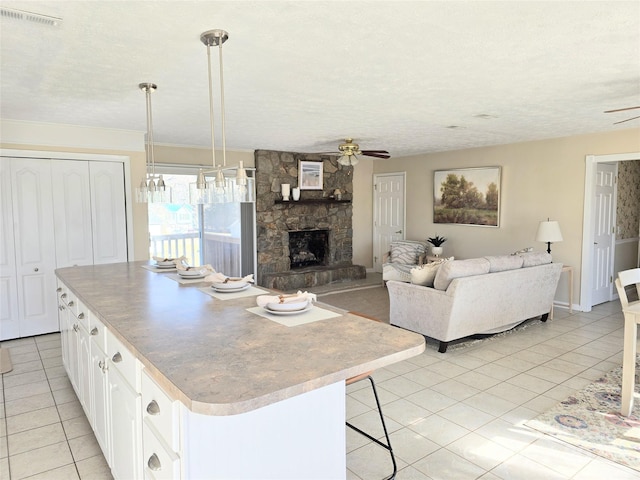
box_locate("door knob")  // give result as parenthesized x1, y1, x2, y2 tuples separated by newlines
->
(34, 267, 39, 272)
(395, 230, 402, 234)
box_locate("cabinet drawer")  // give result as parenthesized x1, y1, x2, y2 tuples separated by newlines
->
(106, 330, 140, 392)
(74, 298, 89, 331)
(142, 370, 180, 452)
(143, 423, 181, 480)
(88, 314, 107, 353)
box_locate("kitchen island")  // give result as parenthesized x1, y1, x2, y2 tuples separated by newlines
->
(56, 261, 425, 479)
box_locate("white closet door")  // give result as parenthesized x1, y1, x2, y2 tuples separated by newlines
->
(0, 161, 19, 340)
(90, 162, 128, 264)
(52, 160, 95, 267)
(10, 159, 59, 337)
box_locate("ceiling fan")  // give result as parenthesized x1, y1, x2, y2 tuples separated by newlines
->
(316, 138, 390, 166)
(604, 106, 640, 125)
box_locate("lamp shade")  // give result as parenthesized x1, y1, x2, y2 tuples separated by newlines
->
(536, 221, 563, 243)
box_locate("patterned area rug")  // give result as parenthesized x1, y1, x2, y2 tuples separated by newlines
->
(525, 361, 640, 471)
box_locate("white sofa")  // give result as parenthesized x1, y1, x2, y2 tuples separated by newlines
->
(387, 253, 563, 352)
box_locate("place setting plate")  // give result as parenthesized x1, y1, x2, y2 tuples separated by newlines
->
(212, 283, 251, 293)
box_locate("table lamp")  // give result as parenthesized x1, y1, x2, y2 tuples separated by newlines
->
(536, 219, 563, 254)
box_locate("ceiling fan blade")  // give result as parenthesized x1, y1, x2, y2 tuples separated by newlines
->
(604, 106, 640, 113)
(613, 115, 640, 125)
(361, 151, 391, 159)
(361, 150, 389, 154)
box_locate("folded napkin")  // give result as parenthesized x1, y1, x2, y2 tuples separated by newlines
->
(153, 255, 187, 265)
(256, 291, 316, 308)
(204, 272, 255, 284)
(176, 263, 215, 273)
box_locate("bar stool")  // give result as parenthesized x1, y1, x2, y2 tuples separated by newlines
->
(346, 371, 397, 480)
(615, 268, 640, 416)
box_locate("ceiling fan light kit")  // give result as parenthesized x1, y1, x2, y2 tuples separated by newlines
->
(604, 105, 640, 125)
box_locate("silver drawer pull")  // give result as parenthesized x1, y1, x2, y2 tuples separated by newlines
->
(68, 300, 74, 307)
(56, 287, 62, 292)
(112, 352, 122, 363)
(147, 453, 162, 471)
(61, 293, 67, 299)
(90, 327, 98, 336)
(73, 324, 79, 333)
(146, 400, 161, 416)
(78, 312, 85, 319)
(58, 305, 64, 311)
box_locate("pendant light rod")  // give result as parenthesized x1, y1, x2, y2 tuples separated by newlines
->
(200, 29, 228, 171)
(139, 82, 157, 177)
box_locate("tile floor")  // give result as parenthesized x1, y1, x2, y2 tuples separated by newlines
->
(1, 298, 638, 479)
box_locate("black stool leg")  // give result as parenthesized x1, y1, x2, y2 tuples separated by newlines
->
(346, 375, 397, 480)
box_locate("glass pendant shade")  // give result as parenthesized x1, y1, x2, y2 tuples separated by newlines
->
(338, 155, 359, 166)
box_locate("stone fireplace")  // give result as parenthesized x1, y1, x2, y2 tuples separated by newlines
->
(255, 149, 365, 290)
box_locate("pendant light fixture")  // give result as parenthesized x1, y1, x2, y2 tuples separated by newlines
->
(189, 29, 248, 204)
(136, 83, 171, 203)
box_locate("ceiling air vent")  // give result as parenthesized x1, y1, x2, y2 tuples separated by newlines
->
(0, 7, 62, 27)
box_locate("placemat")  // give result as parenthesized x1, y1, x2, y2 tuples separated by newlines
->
(166, 273, 209, 285)
(141, 264, 177, 273)
(247, 305, 341, 327)
(199, 285, 268, 300)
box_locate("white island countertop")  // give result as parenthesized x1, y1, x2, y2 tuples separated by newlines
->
(55, 261, 425, 416)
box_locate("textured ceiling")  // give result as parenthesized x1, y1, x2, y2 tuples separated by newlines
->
(1, 1, 639, 158)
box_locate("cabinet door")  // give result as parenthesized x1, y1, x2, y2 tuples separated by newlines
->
(67, 317, 80, 393)
(109, 366, 142, 480)
(78, 325, 93, 419)
(51, 160, 94, 268)
(0, 161, 19, 340)
(10, 158, 58, 337)
(91, 340, 111, 465)
(90, 162, 127, 264)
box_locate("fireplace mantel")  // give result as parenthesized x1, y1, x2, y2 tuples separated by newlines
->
(274, 199, 351, 205)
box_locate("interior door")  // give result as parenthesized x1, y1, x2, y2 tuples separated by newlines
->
(90, 161, 128, 264)
(0, 161, 19, 340)
(52, 160, 94, 267)
(10, 158, 59, 338)
(591, 163, 616, 306)
(373, 173, 405, 272)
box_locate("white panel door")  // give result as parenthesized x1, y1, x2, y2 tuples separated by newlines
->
(10, 158, 58, 337)
(89, 162, 128, 264)
(52, 160, 94, 267)
(373, 173, 405, 272)
(0, 161, 20, 340)
(591, 163, 616, 306)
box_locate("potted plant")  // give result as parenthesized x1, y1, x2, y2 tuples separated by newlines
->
(427, 235, 447, 257)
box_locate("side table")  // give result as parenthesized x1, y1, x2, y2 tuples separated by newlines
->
(551, 265, 573, 319)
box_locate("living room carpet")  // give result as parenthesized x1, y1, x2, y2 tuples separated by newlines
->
(317, 285, 390, 323)
(525, 360, 640, 472)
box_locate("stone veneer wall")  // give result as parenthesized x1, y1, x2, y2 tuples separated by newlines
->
(255, 149, 360, 286)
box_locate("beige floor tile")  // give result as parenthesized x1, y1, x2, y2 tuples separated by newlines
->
(4, 380, 51, 402)
(2, 359, 43, 377)
(0, 457, 9, 479)
(6, 406, 60, 435)
(42, 355, 64, 368)
(4, 391, 55, 417)
(62, 414, 93, 440)
(389, 427, 439, 464)
(7, 423, 66, 456)
(39, 347, 62, 359)
(75, 453, 113, 480)
(0, 435, 7, 459)
(4, 343, 38, 356)
(0, 338, 35, 348)
(53, 386, 79, 405)
(68, 433, 102, 462)
(447, 431, 516, 471)
(36, 338, 63, 351)
(9, 440, 73, 480)
(45, 365, 67, 379)
(411, 447, 486, 479)
(48, 375, 73, 392)
(35, 332, 61, 343)
(347, 441, 407, 479)
(24, 463, 80, 480)
(2, 369, 48, 389)
(57, 398, 85, 421)
(409, 414, 470, 447)
(7, 351, 40, 365)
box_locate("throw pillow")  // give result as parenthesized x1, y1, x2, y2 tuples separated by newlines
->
(433, 258, 491, 291)
(484, 255, 523, 272)
(390, 241, 426, 265)
(511, 247, 533, 255)
(519, 251, 552, 267)
(410, 257, 453, 286)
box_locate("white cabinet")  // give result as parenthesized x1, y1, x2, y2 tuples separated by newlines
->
(1, 157, 128, 340)
(90, 315, 111, 464)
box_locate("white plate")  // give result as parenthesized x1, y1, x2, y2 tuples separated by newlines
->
(155, 264, 176, 269)
(178, 273, 206, 280)
(213, 284, 251, 293)
(212, 281, 248, 290)
(178, 270, 207, 277)
(263, 304, 313, 315)
(266, 300, 309, 312)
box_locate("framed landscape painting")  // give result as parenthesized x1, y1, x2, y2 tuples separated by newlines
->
(299, 161, 323, 190)
(433, 167, 501, 227)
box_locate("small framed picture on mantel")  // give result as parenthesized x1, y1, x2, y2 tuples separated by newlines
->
(299, 161, 323, 190)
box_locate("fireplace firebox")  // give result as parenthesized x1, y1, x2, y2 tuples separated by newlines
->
(289, 229, 330, 268)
